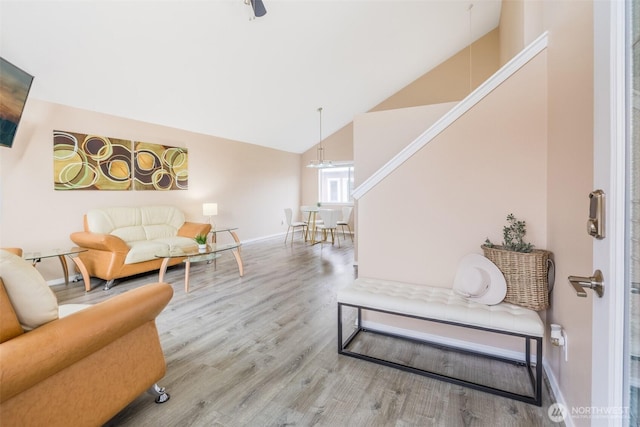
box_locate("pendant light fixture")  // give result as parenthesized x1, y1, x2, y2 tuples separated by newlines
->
(307, 107, 334, 169)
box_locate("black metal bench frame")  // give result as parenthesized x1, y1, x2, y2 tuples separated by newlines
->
(337, 301, 543, 406)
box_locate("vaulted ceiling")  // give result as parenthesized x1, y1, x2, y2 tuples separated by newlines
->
(0, 1, 502, 153)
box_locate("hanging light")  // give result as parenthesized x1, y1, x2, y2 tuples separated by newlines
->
(468, 3, 473, 94)
(307, 107, 334, 169)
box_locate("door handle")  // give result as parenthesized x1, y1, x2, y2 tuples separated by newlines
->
(568, 270, 604, 298)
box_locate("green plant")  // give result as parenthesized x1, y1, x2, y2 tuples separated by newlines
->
(194, 234, 207, 245)
(485, 213, 534, 253)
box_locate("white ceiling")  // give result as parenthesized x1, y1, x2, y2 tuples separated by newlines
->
(0, 0, 502, 153)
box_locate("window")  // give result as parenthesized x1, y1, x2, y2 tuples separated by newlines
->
(318, 166, 354, 204)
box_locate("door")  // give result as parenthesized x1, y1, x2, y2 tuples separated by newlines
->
(628, 1, 639, 423)
(592, 1, 638, 425)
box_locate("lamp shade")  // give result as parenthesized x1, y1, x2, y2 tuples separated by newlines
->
(202, 203, 218, 216)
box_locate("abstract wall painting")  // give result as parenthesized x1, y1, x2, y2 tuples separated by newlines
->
(133, 141, 188, 191)
(53, 131, 188, 191)
(53, 130, 132, 190)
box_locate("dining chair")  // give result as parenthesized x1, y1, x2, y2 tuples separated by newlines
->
(284, 208, 307, 244)
(337, 206, 353, 241)
(317, 209, 340, 247)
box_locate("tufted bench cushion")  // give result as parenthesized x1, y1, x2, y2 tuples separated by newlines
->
(337, 277, 545, 406)
(338, 277, 544, 337)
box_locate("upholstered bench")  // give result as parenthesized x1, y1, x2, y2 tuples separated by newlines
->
(337, 277, 544, 406)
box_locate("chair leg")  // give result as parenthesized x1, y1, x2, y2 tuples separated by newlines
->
(147, 383, 170, 404)
(284, 226, 291, 244)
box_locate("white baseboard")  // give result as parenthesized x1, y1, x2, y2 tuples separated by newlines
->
(542, 359, 574, 427)
(360, 319, 539, 365)
(46, 274, 82, 287)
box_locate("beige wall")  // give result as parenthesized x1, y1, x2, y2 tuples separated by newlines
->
(499, 0, 525, 65)
(355, 52, 548, 287)
(351, 51, 547, 350)
(0, 99, 301, 281)
(499, 0, 544, 66)
(373, 28, 501, 111)
(353, 103, 457, 187)
(542, 0, 594, 416)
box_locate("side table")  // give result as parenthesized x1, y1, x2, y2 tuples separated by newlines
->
(23, 247, 91, 291)
(209, 226, 243, 266)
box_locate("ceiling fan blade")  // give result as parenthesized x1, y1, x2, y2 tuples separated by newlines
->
(250, 0, 267, 17)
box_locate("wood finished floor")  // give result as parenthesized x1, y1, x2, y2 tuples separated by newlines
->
(54, 235, 560, 427)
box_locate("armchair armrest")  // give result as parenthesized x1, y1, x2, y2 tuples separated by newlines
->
(0, 282, 173, 403)
(69, 231, 130, 253)
(178, 222, 212, 239)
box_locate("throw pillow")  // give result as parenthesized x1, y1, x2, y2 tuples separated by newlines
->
(0, 250, 59, 330)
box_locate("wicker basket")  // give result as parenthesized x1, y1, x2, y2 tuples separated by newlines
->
(481, 245, 551, 311)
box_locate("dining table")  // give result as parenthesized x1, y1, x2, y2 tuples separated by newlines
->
(300, 206, 320, 244)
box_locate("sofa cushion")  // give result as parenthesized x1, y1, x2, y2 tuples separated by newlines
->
(155, 236, 199, 252)
(112, 225, 147, 243)
(86, 206, 142, 234)
(140, 206, 185, 230)
(86, 206, 186, 244)
(144, 224, 180, 241)
(0, 250, 58, 330)
(124, 240, 171, 264)
(0, 278, 24, 343)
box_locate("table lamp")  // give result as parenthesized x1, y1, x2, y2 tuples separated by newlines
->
(202, 202, 218, 229)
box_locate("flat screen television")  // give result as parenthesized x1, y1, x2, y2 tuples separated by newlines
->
(0, 57, 34, 148)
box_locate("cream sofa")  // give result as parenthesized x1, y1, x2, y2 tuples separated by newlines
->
(70, 206, 211, 289)
(0, 249, 173, 426)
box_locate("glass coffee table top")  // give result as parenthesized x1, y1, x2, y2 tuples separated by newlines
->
(23, 247, 87, 261)
(155, 242, 244, 293)
(159, 242, 240, 259)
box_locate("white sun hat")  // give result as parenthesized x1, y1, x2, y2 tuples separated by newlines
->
(453, 253, 507, 305)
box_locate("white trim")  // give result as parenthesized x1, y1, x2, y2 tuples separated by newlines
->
(543, 359, 575, 427)
(591, 0, 627, 419)
(46, 274, 82, 287)
(352, 31, 549, 200)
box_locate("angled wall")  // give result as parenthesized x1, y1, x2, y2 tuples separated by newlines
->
(355, 51, 548, 288)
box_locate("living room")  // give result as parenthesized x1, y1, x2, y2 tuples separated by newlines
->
(1, 0, 636, 426)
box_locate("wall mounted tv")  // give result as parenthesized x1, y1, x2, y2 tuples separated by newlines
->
(0, 57, 34, 148)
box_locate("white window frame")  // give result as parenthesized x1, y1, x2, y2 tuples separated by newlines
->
(318, 166, 354, 205)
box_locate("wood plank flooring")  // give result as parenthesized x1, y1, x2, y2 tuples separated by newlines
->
(54, 235, 561, 426)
